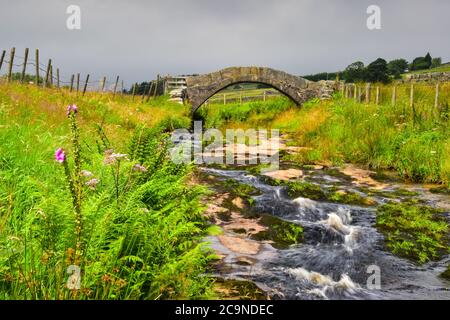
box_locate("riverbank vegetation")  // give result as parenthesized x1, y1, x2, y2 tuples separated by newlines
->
(0, 82, 214, 299)
(203, 82, 450, 187)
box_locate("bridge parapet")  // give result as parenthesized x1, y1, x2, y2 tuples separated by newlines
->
(186, 66, 323, 114)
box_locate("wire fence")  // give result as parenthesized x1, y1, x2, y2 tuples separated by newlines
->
(0, 47, 164, 100)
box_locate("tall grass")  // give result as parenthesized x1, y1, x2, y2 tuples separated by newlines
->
(0, 82, 213, 299)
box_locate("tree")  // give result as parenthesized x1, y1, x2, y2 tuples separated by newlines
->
(365, 58, 389, 83)
(410, 52, 433, 71)
(387, 59, 408, 78)
(343, 61, 366, 82)
(431, 57, 442, 69)
(424, 52, 432, 68)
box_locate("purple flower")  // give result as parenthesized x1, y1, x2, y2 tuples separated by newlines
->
(55, 148, 66, 163)
(66, 104, 78, 117)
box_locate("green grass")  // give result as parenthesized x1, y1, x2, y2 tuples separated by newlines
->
(0, 82, 213, 299)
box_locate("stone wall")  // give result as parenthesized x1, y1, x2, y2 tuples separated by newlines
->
(403, 72, 450, 83)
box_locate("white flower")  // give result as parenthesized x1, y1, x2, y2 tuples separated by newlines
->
(81, 170, 93, 177)
(86, 178, 100, 190)
(103, 152, 129, 165)
(133, 164, 148, 173)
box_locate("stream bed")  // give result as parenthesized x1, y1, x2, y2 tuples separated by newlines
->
(200, 166, 450, 300)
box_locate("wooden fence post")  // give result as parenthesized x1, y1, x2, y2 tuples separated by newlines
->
(391, 86, 396, 106)
(357, 86, 362, 103)
(113, 76, 119, 97)
(410, 83, 416, 123)
(44, 59, 52, 87)
(263, 90, 266, 101)
(21, 48, 29, 83)
(121, 80, 124, 96)
(70, 74, 74, 92)
(146, 82, 154, 102)
(0, 50, 5, 73)
(375, 86, 380, 105)
(56, 68, 60, 88)
(35, 49, 39, 86)
(100, 76, 106, 92)
(223, 93, 227, 105)
(7, 47, 15, 82)
(82, 74, 89, 96)
(76, 73, 80, 93)
(50, 65, 53, 87)
(131, 83, 136, 101)
(353, 84, 357, 102)
(365, 83, 370, 104)
(434, 82, 439, 111)
(153, 74, 160, 98)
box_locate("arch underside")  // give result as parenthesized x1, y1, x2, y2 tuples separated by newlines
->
(186, 67, 320, 114)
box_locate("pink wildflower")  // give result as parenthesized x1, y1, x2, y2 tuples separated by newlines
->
(55, 148, 66, 163)
(66, 104, 78, 117)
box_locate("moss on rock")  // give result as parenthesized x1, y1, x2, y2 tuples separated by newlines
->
(375, 202, 449, 264)
(252, 214, 303, 249)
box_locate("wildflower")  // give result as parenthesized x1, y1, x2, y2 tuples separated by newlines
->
(85, 178, 100, 190)
(104, 152, 129, 165)
(430, 150, 436, 155)
(66, 104, 78, 117)
(81, 170, 93, 177)
(55, 148, 66, 163)
(133, 164, 148, 173)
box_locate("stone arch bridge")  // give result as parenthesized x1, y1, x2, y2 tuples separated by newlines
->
(185, 66, 335, 114)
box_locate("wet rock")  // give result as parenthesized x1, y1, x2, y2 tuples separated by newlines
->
(262, 168, 303, 181)
(232, 197, 245, 209)
(218, 235, 261, 255)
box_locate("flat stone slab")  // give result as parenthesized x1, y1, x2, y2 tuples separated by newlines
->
(262, 168, 303, 181)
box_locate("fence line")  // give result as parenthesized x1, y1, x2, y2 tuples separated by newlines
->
(206, 89, 283, 105)
(0, 47, 165, 102)
(341, 81, 447, 111)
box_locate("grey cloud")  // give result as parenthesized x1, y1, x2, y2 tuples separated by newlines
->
(0, 0, 448, 87)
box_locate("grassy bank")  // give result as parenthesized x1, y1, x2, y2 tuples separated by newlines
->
(0, 82, 213, 299)
(201, 82, 450, 186)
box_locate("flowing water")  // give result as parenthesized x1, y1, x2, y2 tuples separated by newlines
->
(201, 167, 450, 300)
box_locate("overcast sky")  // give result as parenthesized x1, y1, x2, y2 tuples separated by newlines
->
(1, 0, 449, 87)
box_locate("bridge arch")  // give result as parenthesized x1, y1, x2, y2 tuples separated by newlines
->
(186, 66, 320, 115)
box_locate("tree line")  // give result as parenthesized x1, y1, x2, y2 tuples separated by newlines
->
(303, 52, 443, 83)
